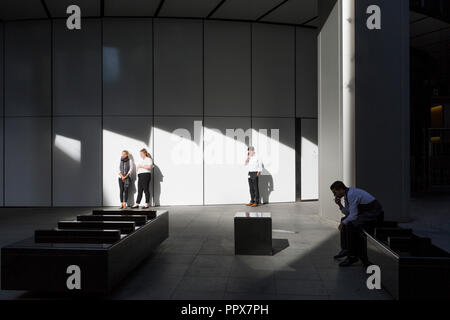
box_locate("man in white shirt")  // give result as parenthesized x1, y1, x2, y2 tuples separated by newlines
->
(244, 146, 263, 207)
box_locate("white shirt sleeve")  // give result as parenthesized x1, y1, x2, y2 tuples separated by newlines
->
(127, 160, 133, 176)
(257, 158, 263, 172)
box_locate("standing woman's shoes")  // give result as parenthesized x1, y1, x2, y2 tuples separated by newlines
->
(131, 204, 139, 209)
(143, 204, 149, 209)
(119, 203, 124, 209)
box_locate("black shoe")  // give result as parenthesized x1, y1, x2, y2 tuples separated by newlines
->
(339, 256, 359, 267)
(333, 250, 350, 260)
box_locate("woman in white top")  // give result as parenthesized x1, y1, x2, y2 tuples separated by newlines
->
(118, 150, 133, 209)
(132, 148, 153, 209)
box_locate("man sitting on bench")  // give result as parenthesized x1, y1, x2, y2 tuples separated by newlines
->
(330, 181, 384, 267)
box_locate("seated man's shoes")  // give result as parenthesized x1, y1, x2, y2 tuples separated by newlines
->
(339, 256, 359, 267)
(333, 250, 350, 260)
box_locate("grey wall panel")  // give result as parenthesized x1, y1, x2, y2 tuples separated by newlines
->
(5, 117, 51, 206)
(296, 28, 318, 118)
(53, 117, 102, 206)
(0, 119, 3, 206)
(0, 1, 48, 20)
(53, 19, 101, 116)
(103, 19, 153, 116)
(355, 0, 410, 222)
(300, 118, 318, 200)
(154, 19, 203, 116)
(204, 21, 251, 117)
(46, 0, 101, 18)
(0, 23, 3, 118)
(252, 23, 295, 117)
(318, 2, 342, 221)
(5, 21, 51, 117)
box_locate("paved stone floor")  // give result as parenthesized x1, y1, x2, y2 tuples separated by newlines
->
(0, 202, 392, 300)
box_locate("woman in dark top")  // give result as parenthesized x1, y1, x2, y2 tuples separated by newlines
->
(118, 150, 133, 209)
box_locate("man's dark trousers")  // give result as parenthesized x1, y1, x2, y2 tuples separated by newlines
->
(248, 172, 260, 204)
(345, 200, 384, 258)
(340, 217, 349, 251)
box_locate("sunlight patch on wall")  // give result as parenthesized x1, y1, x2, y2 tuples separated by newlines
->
(103, 129, 151, 206)
(54, 135, 81, 162)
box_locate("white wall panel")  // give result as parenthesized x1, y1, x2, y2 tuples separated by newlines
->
(53, 117, 102, 206)
(296, 27, 318, 118)
(318, 2, 343, 221)
(5, 117, 51, 206)
(5, 21, 51, 116)
(252, 23, 295, 117)
(103, 18, 153, 116)
(252, 118, 296, 203)
(103, 116, 153, 206)
(301, 119, 318, 200)
(154, 19, 203, 116)
(154, 117, 203, 205)
(204, 21, 251, 117)
(204, 117, 252, 205)
(53, 19, 101, 116)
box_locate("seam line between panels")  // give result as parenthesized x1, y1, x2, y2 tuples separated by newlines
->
(152, 18, 155, 206)
(2, 23, 5, 206)
(101, 17, 104, 207)
(50, 19, 54, 207)
(250, 23, 253, 138)
(202, 19, 205, 206)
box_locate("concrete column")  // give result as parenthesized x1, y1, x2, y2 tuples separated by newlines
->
(318, 0, 410, 222)
(354, 0, 410, 222)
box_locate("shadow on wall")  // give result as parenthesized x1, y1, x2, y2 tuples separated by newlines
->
(259, 167, 274, 204)
(151, 164, 164, 207)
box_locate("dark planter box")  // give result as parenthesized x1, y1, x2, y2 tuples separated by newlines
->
(1, 210, 169, 294)
(365, 227, 450, 300)
(234, 212, 272, 256)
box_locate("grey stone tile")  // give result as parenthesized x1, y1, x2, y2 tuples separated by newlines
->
(174, 276, 228, 293)
(171, 290, 225, 300)
(275, 279, 328, 296)
(110, 276, 183, 300)
(191, 255, 235, 269)
(276, 294, 330, 300)
(226, 277, 276, 294)
(185, 266, 231, 278)
(223, 292, 278, 300)
(148, 252, 197, 266)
